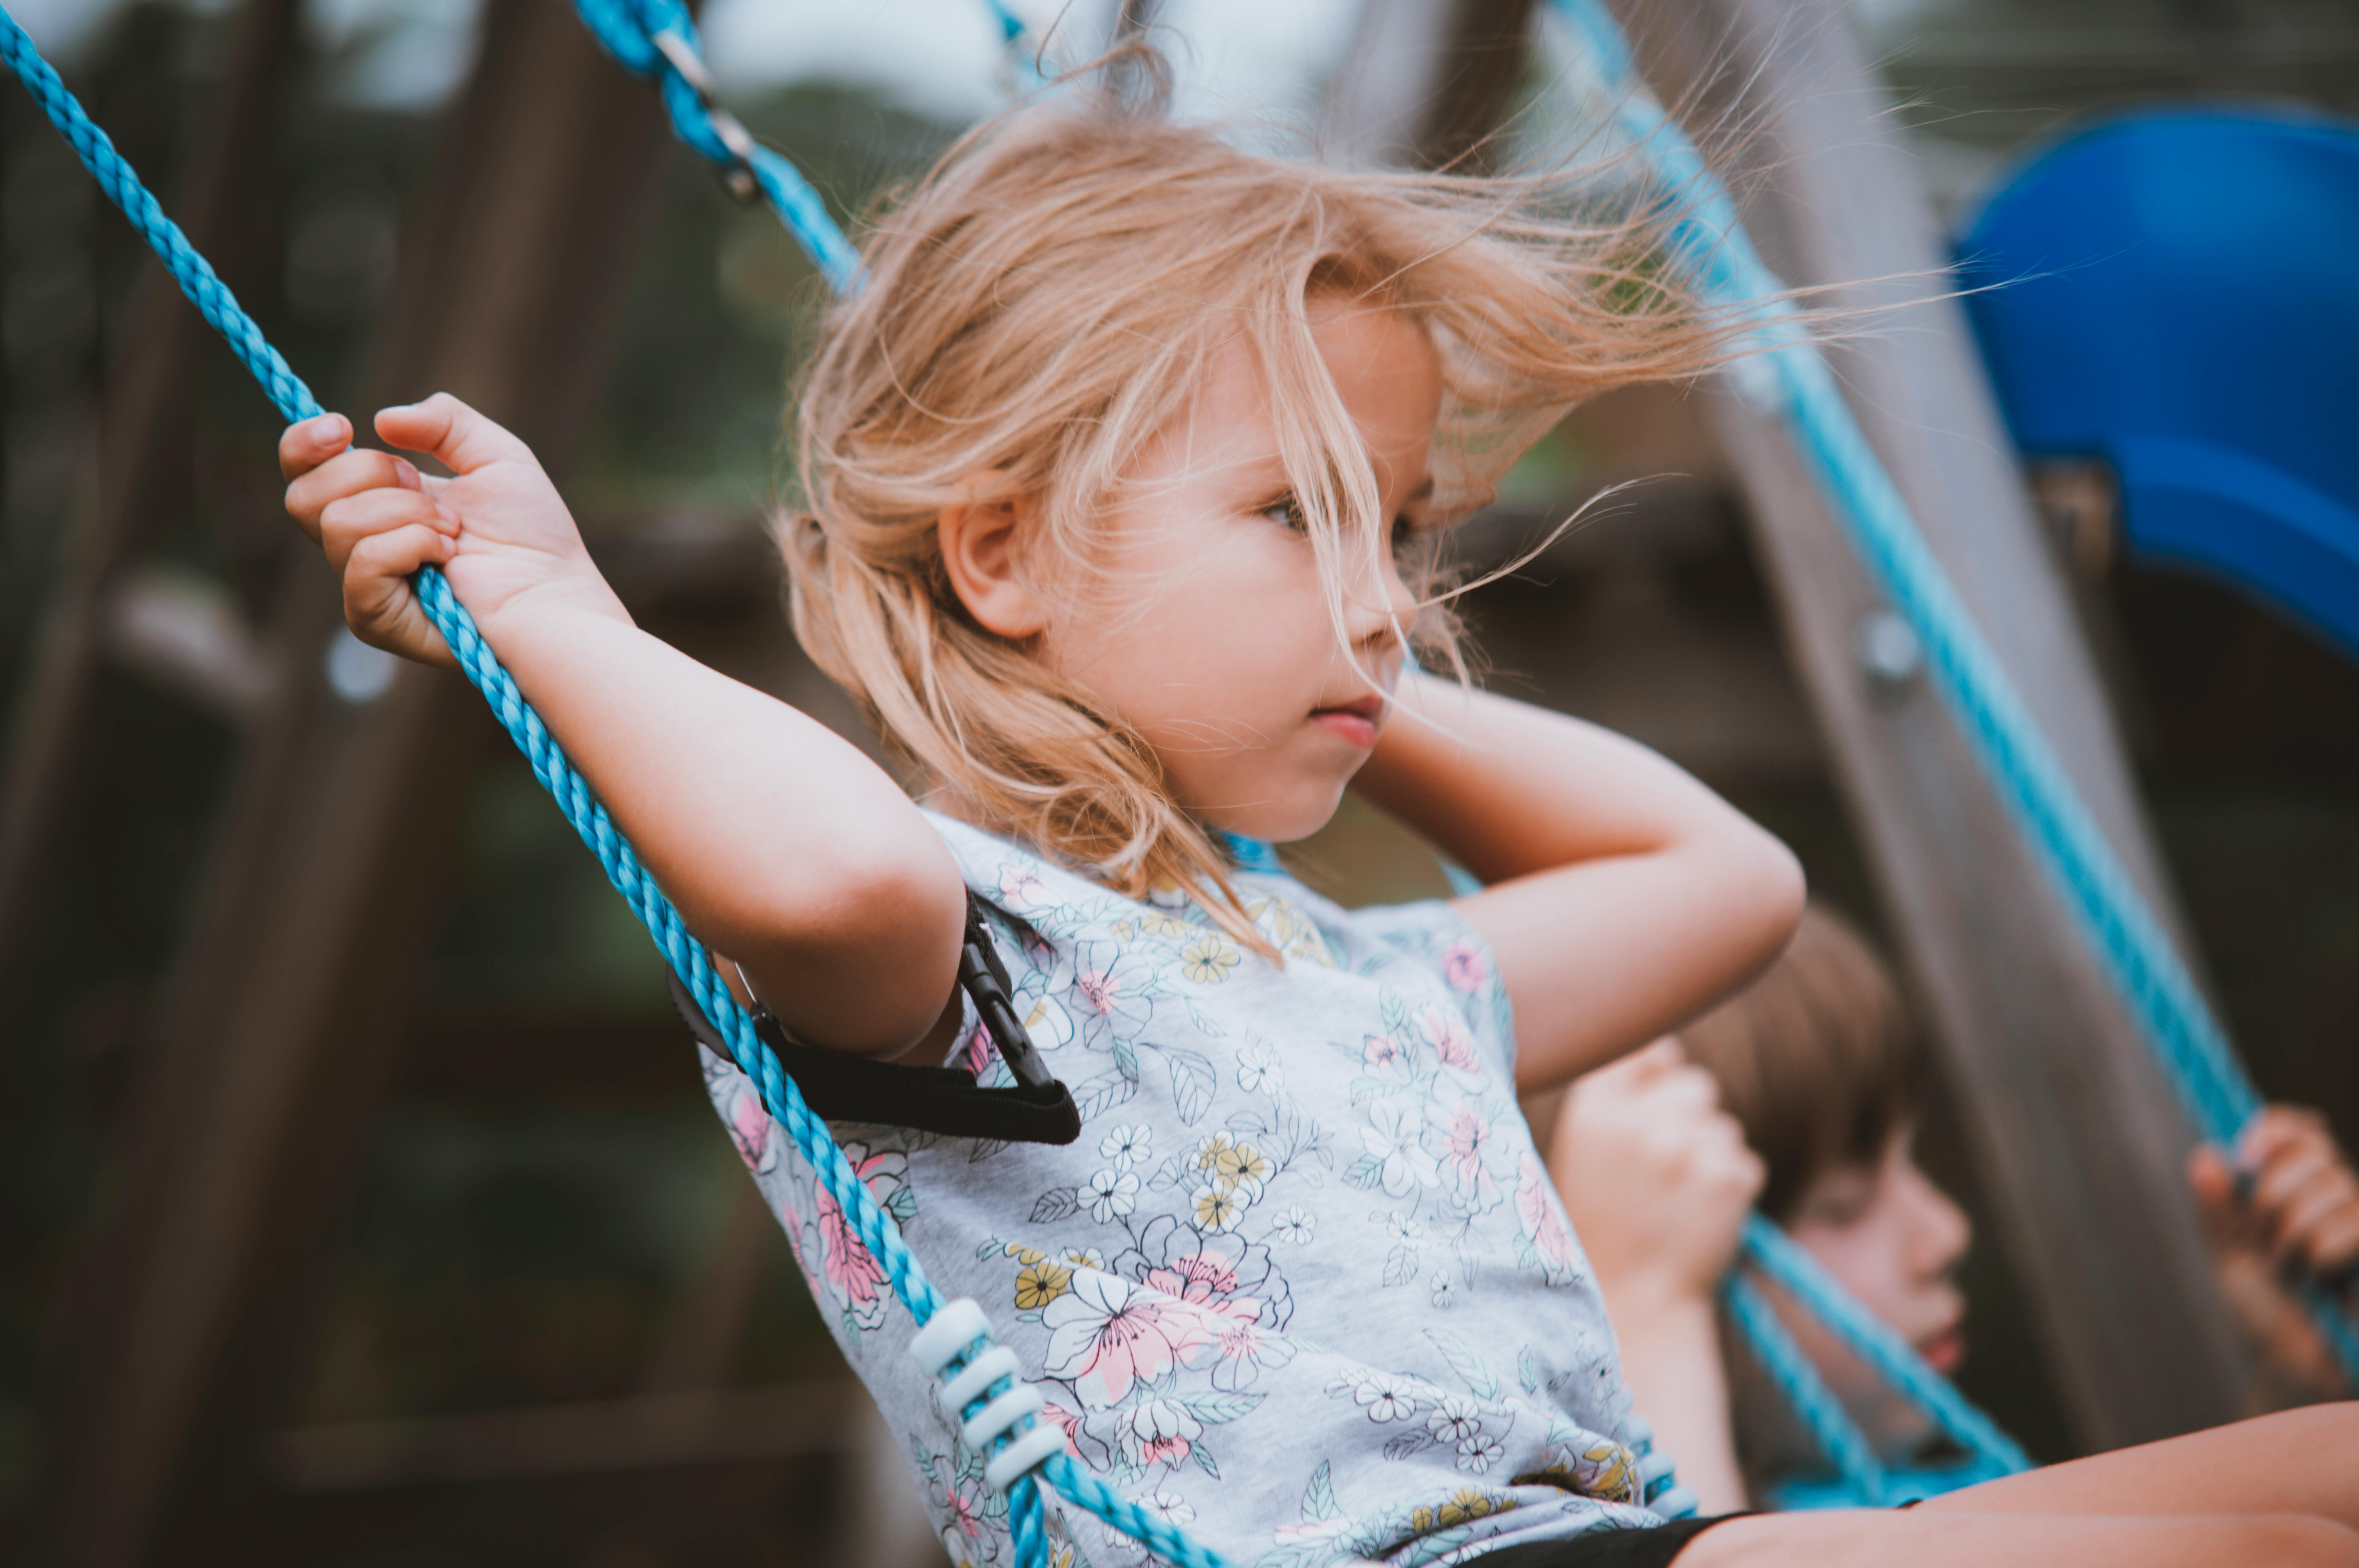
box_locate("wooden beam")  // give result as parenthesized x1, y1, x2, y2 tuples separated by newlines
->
(1602, 0, 2254, 1446)
(0, 0, 302, 1023)
(1325, 0, 1540, 171)
(26, 4, 677, 1561)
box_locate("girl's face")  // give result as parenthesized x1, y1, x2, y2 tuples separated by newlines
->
(1772, 1125, 1972, 1454)
(1039, 298, 1440, 843)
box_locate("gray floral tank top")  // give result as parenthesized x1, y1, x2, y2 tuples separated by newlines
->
(695, 813, 1672, 1566)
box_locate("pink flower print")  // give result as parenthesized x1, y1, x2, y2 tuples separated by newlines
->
(1514, 1151, 1580, 1281)
(1066, 939, 1155, 1054)
(725, 1083, 779, 1175)
(1361, 1030, 1411, 1086)
(996, 862, 1051, 914)
(1419, 1005, 1481, 1078)
(813, 1142, 909, 1332)
(1144, 1248, 1240, 1309)
(1040, 1272, 1213, 1408)
(815, 1183, 889, 1327)
(1442, 938, 1492, 994)
(1119, 1398, 1204, 1469)
(1445, 1106, 1500, 1204)
(963, 1020, 998, 1079)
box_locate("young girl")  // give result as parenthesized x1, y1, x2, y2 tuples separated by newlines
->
(1555, 904, 2359, 1514)
(278, 64, 2358, 1568)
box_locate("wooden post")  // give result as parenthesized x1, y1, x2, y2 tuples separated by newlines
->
(27, 3, 675, 1560)
(1326, 0, 1539, 171)
(0, 0, 302, 1022)
(1602, 0, 2255, 1446)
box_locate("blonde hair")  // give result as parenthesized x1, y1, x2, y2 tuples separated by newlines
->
(783, 54, 1741, 945)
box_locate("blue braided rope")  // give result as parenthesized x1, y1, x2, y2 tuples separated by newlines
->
(568, 0, 863, 294)
(1548, 0, 2359, 1391)
(1742, 1219, 2030, 1475)
(0, 6, 319, 425)
(1722, 1272, 1888, 1503)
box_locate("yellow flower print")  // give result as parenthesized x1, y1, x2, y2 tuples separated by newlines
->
(1060, 1247, 1105, 1270)
(1211, 1140, 1272, 1199)
(1577, 1439, 1640, 1504)
(1192, 1132, 1236, 1174)
(1003, 1242, 1047, 1266)
(1246, 896, 1336, 968)
(1179, 933, 1240, 985)
(1015, 1260, 1072, 1311)
(1139, 909, 1192, 941)
(1412, 1489, 1512, 1532)
(1193, 1182, 1247, 1232)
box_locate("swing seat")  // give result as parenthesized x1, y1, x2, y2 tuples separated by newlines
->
(1956, 107, 2359, 664)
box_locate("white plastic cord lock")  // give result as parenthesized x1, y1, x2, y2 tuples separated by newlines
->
(911, 1298, 992, 1379)
(960, 1381, 1045, 1452)
(937, 1344, 1021, 1422)
(983, 1421, 1067, 1491)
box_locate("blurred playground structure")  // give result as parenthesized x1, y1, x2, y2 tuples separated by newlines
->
(1, 0, 2357, 1564)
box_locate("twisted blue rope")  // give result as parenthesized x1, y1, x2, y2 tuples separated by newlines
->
(1547, 0, 2359, 1457)
(0, 9, 1235, 1565)
(570, 0, 863, 293)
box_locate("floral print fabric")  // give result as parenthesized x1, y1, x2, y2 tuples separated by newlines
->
(696, 813, 1669, 1566)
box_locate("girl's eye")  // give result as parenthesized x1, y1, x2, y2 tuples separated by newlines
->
(1263, 495, 1308, 533)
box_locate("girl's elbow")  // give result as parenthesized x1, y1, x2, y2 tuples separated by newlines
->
(1730, 823, 1806, 962)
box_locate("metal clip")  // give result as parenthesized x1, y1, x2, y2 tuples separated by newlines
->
(649, 29, 762, 204)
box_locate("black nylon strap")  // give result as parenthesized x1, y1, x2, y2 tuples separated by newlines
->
(668, 892, 1082, 1146)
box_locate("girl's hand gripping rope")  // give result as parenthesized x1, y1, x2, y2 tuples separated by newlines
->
(280, 395, 632, 667)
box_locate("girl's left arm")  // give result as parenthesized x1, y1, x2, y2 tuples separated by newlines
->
(1351, 671, 1803, 1093)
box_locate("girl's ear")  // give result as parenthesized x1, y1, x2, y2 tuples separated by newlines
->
(938, 473, 1048, 639)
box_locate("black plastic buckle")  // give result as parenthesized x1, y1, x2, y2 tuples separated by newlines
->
(668, 893, 1081, 1146)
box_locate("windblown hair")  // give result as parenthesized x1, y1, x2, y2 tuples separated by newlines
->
(783, 51, 1743, 943)
(1679, 902, 1925, 1221)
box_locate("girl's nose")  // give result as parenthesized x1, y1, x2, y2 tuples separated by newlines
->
(1901, 1163, 1973, 1279)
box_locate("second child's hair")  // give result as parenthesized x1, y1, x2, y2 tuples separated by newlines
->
(1680, 902, 1924, 1219)
(784, 51, 1742, 944)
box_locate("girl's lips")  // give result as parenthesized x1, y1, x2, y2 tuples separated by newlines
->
(1310, 696, 1384, 750)
(1310, 708, 1380, 749)
(1916, 1327, 1967, 1376)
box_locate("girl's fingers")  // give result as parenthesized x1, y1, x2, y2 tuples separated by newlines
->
(343, 524, 459, 663)
(287, 449, 424, 542)
(2253, 1142, 2338, 1217)
(2267, 1170, 2359, 1268)
(319, 488, 458, 575)
(375, 391, 535, 477)
(278, 411, 352, 480)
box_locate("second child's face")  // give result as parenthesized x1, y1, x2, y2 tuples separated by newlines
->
(1037, 298, 1441, 843)
(1773, 1126, 1972, 1454)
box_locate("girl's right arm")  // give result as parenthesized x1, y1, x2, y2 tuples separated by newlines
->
(280, 395, 968, 1059)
